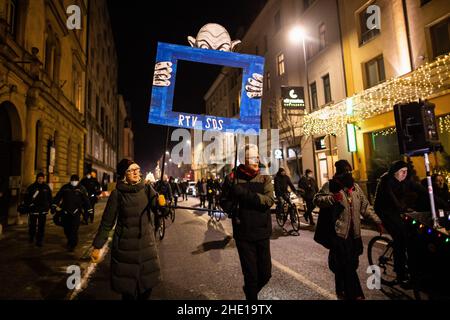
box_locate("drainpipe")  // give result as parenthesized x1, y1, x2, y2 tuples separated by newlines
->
(402, 0, 414, 71)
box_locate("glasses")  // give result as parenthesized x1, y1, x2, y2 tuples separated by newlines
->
(126, 168, 141, 174)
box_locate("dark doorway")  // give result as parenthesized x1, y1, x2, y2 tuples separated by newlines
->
(0, 106, 12, 226)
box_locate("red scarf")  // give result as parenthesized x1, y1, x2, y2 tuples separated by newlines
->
(237, 164, 260, 180)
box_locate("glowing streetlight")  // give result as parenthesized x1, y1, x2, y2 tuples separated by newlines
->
(289, 26, 306, 44)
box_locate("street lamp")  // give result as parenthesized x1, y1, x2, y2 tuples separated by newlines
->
(289, 25, 317, 181)
(289, 26, 312, 111)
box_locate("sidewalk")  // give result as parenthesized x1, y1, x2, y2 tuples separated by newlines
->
(0, 199, 107, 300)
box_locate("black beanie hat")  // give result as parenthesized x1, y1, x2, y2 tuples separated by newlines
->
(70, 174, 80, 181)
(335, 160, 352, 175)
(117, 159, 135, 178)
(388, 160, 408, 176)
(36, 172, 45, 179)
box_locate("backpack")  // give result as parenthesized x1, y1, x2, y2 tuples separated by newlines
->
(313, 203, 344, 250)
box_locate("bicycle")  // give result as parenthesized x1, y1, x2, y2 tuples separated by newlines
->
(208, 191, 223, 222)
(367, 235, 396, 285)
(275, 193, 301, 232)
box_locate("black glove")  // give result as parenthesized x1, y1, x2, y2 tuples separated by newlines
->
(329, 179, 343, 193)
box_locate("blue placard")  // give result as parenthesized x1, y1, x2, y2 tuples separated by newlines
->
(148, 42, 265, 134)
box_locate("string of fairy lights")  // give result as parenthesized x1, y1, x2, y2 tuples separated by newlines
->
(302, 53, 450, 136)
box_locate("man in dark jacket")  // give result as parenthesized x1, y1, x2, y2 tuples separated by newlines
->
(220, 144, 275, 300)
(169, 176, 181, 207)
(24, 173, 52, 246)
(374, 160, 411, 284)
(274, 168, 297, 202)
(80, 171, 102, 223)
(298, 169, 319, 225)
(52, 175, 92, 252)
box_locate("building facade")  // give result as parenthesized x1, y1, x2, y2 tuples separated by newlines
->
(304, 0, 450, 199)
(85, 0, 119, 191)
(0, 0, 88, 228)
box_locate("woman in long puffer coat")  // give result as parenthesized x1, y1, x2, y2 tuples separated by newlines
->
(91, 159, 162, 300)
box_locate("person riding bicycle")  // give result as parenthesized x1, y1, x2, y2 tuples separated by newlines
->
(156, 175, 173, 208)
(169, 176, 181, 208)
(274, 168, 297, 212)
(206, 175, 221, 216)
(374, 160, 424, 286)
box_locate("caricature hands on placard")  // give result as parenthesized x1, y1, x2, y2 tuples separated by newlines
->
(153, 62, 172, 87)
(246, 73, 263, 99)
(153, 24, 264, 100)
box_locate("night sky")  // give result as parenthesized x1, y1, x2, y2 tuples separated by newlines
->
(107, 0, 267, 173)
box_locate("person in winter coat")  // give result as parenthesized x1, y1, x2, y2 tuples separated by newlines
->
(80, 171, 102, 223)
(52, 175, 92, 252)
(220, 144, 275, 300)
(199, 178, 207, 208)
(91, 159, 163, 300)
(374, 160, 415, 285)
(24, 173, 52, 247)
(298, 169, 319, 225)
(169, 176, 181, 207)
(314, 160, 383, 300)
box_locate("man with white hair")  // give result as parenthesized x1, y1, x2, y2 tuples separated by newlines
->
(220, 144, 275, 300)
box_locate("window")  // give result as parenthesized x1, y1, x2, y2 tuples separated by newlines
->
(44, 33, 55, 77)
(322, 74, 332, 104)
(266, 72, 271, 91)
(359, 4, 381, 45)
(319, 23, 326, 51)
(101, 107, 105, 130)
(87, 82, 92, 112)
(310, 82, 318, 110)
(72, 67, 82, 111)
(54, 131, 59, 173)
(277, 53, 285, 76)
(274, 11, 281, 32)
(304, 0, 315, 11)
(430, 17, 450, 59)
(5, 0, 18, 35)
(34, 121, 42, 171)
(67, 139, 72, 175)
(365, 55, 386, 88)
(53, 38, 61, 82)
(96, 95, 100, 121)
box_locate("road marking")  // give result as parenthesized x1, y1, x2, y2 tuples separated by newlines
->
(271, 259, 336, 300)
(191, 209, 337, 300)
(66, 240, 111, 300)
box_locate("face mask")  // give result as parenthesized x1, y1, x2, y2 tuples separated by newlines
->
(341, 173, 354, 188)
(71, 181, 79, 187)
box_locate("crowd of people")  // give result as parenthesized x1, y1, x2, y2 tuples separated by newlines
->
(12, 145, 450, 300)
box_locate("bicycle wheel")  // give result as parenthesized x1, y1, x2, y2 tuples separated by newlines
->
(276, 205, 287, 228)
(157, 216, 165, 240)
(368, 236, 396, 285)
(214, 210, 221, 222)
(290, 204, 301, 232)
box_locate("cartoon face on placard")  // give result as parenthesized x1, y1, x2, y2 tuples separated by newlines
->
(149, 24, 265, 134)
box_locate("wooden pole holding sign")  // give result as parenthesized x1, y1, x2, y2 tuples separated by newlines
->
(160, 127, 170, 180)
